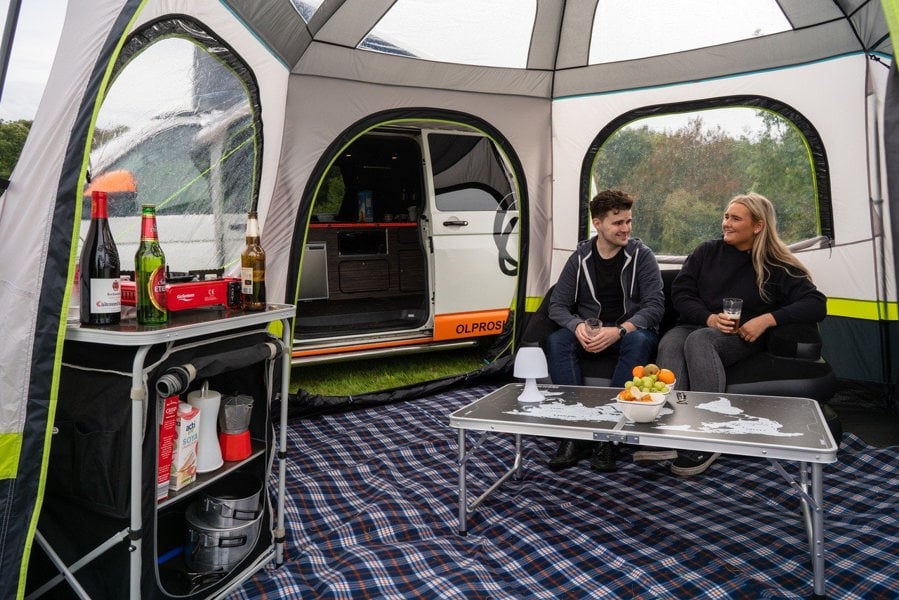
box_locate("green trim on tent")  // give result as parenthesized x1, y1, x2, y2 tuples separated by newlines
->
(883, 0, 899, 44)
(828, 298, 899, 321)
(0, 434, 22, 478)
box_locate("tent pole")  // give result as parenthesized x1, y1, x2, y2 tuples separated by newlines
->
(0, 0, 23, 103)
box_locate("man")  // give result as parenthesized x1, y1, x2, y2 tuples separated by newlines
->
(545, 189, 666, 472)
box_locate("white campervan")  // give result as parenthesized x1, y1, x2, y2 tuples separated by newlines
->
(293, 124, 521, 363)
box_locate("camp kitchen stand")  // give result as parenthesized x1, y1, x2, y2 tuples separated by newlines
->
(29, 305, 294, 599)
(450, 384, 839, 599)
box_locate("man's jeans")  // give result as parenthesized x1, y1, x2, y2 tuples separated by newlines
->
(545, 327, 659, 388)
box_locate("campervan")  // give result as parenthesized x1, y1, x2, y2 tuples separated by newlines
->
(293, 125, 520, 363)
(82, 105, 252, 277)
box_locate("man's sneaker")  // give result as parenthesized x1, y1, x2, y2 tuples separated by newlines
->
(670, 451, 720, 477)
(589, 441, 617, 472)
(632, 446, 678, 462)
(547, 439, 592, 471)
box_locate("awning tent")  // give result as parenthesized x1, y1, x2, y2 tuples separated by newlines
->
(1, 1, 897, 597)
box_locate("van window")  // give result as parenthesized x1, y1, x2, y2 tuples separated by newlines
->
(87, 21, 261, 274)
(590, 106, 821, 256)
(430, 134, 516, 212)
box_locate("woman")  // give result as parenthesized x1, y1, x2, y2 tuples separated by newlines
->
(657, 193, 827, 476)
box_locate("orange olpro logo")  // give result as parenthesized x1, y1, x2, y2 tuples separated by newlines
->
(434, 309, 509, 340)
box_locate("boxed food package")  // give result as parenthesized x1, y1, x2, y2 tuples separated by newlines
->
(170, 402, 200, 491)
(156, 395, 180, 501)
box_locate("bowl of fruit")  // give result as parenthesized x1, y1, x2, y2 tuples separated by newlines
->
(615, 364, 676, 422)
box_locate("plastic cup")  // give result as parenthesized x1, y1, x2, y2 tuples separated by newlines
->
(722, 297, 743, 331)
(584, 318, 602, 338)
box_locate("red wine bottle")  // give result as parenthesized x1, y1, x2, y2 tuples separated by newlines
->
(79, 190, 121, 325)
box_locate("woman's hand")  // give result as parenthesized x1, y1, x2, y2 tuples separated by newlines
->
(737, 313, 776, 343)
(707, 312, 739, 334)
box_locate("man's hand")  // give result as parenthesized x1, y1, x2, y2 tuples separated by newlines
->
(577, 322, 614, 353)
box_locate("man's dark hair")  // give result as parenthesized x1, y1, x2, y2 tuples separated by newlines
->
(590, 189, 634, 219)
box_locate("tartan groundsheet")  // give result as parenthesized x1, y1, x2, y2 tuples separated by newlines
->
(233, 385, 898, 599)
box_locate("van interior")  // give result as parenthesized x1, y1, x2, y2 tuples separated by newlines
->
(295, 132, 430, 343)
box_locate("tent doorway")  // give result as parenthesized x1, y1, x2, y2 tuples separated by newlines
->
(292, 123, 521, 364)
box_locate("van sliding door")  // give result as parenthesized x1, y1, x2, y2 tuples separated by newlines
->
(422, 131, 519, 341)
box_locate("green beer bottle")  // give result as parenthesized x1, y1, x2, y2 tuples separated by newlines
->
(135, 204, 168, 324)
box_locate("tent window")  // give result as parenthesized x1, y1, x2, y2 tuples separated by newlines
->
(360, 0, 535, 68)
(87, 19, 261, 275)
(589, 0, 790, 64)
(288, 0, 325, 23)
(589, 104, 824, 256)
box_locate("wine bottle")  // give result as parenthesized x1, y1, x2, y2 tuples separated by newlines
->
(79, 190, 121, 325)
(135, 204, 168, 324)
(240, 210, 266, 310)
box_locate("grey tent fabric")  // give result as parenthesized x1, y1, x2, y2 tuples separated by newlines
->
(0, 2, 897, 598)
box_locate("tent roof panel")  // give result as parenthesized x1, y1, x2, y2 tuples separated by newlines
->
(226, 0, 309, 67)
(293, 42, 553, 98)
(555, 21, 872, 98)
(221, 0, 890, 98)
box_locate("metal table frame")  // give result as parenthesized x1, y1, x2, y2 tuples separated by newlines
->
(449, 383, 838, 599)
(31, 304, 295, 600)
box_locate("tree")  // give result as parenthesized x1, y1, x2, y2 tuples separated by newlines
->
(0, 119, 32, 179)
(591, 109, 818, 254)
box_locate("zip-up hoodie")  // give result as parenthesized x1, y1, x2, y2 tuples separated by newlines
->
(548, 236, 665, 334)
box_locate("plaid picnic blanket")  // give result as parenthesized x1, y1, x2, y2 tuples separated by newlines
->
(232, 385, 898, 599)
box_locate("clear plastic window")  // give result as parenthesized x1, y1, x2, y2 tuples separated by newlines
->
(360, 0, 536, 68)
(591, 107, 818, 255)
(89, 34, 258, 274)
(590, 0, 790, 64)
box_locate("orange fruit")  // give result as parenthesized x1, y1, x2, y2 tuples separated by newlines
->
(632, 365, 645, 378)
(658, 368, 676, 384)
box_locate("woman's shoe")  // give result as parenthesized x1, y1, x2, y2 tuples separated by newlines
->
(670, 451, 720, 477)
(632, 446, 677, 462)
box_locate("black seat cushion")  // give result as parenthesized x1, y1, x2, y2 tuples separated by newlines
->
(724, 353, 836, 401)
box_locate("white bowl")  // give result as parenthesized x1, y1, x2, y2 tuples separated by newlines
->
(629, 387, 670, 403)
(615, 394, 667, 422)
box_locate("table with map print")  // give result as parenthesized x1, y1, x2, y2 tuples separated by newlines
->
(449, 384, 838, 599)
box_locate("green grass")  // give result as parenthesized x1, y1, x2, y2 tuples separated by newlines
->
(290, 348, 489, 396)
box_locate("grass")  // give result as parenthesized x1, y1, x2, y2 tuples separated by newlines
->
(290, 348, 490, 396)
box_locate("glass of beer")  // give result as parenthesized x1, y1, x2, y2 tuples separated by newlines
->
(722, 297, 743, 332)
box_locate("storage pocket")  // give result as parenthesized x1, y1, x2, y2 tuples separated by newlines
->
(72, 422, 130, 517)
(52, 360, 133, 519)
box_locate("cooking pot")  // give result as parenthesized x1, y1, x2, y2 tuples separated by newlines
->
(195, 471, 262, 528)
(184, 502, 262, 573)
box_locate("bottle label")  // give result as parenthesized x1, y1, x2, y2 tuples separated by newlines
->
(140, 215, 159, 241)
(147, 266, 167, 311)
(89, 278, 121, 314)
(241, 267, 254, 294)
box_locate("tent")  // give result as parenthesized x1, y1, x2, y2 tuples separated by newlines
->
(1, 1, 897, 597)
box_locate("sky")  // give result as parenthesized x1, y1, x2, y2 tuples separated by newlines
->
(0, 0, 67, 121)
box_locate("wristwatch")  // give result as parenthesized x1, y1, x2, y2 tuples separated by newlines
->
(618, 326, 627, 338)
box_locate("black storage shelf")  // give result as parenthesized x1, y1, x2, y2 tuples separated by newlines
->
(28, 305, 294, 600)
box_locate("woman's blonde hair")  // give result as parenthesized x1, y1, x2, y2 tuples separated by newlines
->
(728, 193, 812, 302)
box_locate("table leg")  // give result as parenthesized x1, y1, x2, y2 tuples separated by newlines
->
(458, 428, 468, 535)
(129, 345, 151, 599)
(456, 429, 522, 535)
(810, 463, 826, 599)
(514, 434, 522, 479)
